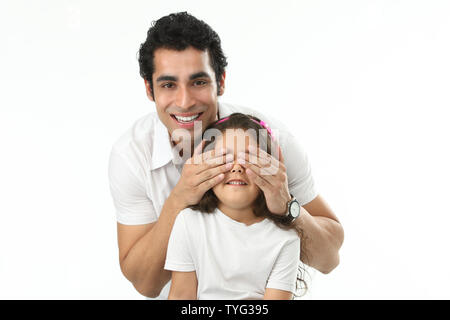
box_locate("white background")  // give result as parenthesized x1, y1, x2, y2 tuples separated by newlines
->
(1, 0, 449, 299)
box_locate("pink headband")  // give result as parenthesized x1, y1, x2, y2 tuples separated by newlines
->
(216, 116, 274, 140)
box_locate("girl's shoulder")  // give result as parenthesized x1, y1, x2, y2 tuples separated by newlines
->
(177, 207, 200, 221)
(177, 207, 216, 225)
(265, 220, 300, 242)
(175, 208, 220, 241)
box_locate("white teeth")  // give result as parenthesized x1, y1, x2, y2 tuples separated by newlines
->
(174, 114, 200, 122)
(227, 181, 246, 185)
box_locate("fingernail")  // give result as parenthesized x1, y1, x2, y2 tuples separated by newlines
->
(226, 154, 234, 162)
(225, 162, 233, 169)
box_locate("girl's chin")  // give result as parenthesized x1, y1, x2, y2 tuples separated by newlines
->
(217, 198, 256, 209)
(214, 190, 259, 206)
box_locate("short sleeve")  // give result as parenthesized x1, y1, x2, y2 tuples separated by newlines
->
(283, 133, 318, 206)
(266, 237, 300, 294)
(164, 211, 196, 272)
(108, 150, 157, 225)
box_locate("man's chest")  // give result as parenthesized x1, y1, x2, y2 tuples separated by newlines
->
(144, 164, 181, 217)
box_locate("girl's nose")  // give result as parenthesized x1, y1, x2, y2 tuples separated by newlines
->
(231, 163, 243, 173)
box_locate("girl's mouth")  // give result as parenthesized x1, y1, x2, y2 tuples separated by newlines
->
(226, 179, 248, 186)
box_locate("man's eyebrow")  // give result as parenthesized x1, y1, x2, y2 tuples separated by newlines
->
(189, 71, 211, 80)
(156, 75, 177, 82)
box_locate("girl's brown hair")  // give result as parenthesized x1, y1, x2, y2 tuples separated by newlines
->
(189, 112, 309, 297)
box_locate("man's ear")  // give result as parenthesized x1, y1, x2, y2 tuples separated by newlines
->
(144, 79, 155, 101)
(218, 71, 226, 96)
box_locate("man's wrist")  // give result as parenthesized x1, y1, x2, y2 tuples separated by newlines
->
(167, 191, 188, 214)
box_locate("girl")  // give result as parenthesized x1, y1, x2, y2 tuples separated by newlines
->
(164, 113, 305, 300)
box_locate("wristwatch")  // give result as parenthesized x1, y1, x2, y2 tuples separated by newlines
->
(285, 195, 301, 223)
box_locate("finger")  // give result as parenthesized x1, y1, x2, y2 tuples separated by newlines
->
(238, 151, 283, 173)
(197, 172, 226, 194)
(191, 147, 227, 165)
(278, 145, 285, 164)
(246, 167, 271, 191)
(203, 147, 227, 161)
(248, 143, 282, 163)
(205, 153, 234, 166)
(193, 153, 233, 175)
(247, 145, 279, 166)
(238, 151, 274, 168)
(243, 161, 280, 179)
(196, 162, 233, 184)
(248, 144, 270, 159)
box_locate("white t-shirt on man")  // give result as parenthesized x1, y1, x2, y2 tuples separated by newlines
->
(164, 207, 300, 300)
(108, 101, 317, 299)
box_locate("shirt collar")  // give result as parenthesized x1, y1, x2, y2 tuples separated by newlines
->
(150, 117, 173, 171)
(217, 101, 232, 119)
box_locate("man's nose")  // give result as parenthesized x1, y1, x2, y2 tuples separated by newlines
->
(175, 86, 195, 109)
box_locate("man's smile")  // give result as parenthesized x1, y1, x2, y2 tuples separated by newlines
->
(170, 112, 204, 128)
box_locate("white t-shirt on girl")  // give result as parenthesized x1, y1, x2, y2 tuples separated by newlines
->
(164, 207, 300, 300)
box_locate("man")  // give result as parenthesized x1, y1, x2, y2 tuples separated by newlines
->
(108, 12, 344, 299)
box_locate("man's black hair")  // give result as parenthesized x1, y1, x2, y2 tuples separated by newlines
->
(138, 12, 228, 96)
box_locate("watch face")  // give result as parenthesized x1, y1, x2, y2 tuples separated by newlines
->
(290, 201, 301, 218)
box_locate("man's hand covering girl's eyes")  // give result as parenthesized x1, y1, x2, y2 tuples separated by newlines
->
(238, 144, 291, 216)
(171, 140, 234, 208)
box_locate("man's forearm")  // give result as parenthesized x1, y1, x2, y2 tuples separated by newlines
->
(296, 207, 344, 274)
(120, 194, 185, 297)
